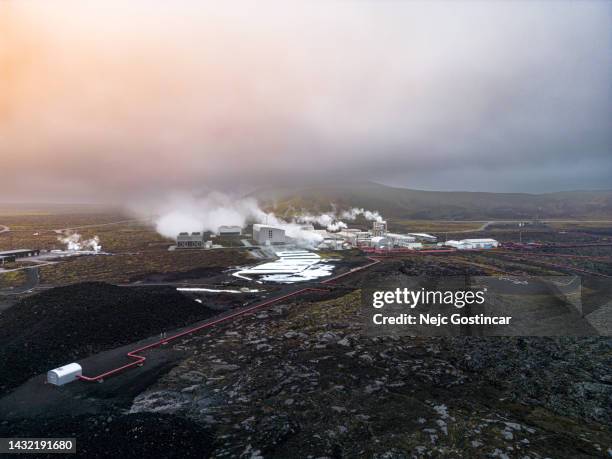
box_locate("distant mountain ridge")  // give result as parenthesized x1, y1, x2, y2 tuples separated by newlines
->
(251, 182, 612, 220)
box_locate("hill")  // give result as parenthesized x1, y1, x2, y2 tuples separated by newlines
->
(251, 182, 612, 220)
(0, 283, 215, 394)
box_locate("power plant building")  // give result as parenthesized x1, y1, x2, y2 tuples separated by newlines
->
(372, 221, 387, 237)
(371, 234, 422, 250)
(218, 225, 242, 236)
(177, 232, 205, 248)
(407, 233, 437, 243)
(0, 249, 40, 265)
(252, 224, 286, 245)
(386, 233, 417, 247)
(445, 238, 499, 250)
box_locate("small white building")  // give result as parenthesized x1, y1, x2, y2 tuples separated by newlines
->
(47, 363, 82, 386)
(253, 224, 286, 245)
(445, 238, 499, 250)
(218, 225, 242, 236)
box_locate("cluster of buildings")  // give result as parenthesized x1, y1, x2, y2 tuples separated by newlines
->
(176, 219, 499, 252)
(176, 220, 443, 251)
(176, 225, 242, 249)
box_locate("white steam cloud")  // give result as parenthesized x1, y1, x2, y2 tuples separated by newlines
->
(144, 192, 384, 247)
(340, 208, 384, 223)
(58, 233, 102, 253)
(154, 192, 266, 238)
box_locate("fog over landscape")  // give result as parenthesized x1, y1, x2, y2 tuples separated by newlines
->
(0, 0, 610, 203)
(2, 4, 612, 456)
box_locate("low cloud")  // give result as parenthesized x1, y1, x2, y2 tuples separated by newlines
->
(0, 1, 610, 201)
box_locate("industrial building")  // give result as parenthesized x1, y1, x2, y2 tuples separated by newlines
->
(176, 232, 205, 248)
(407, 233, 437, 243)
(370, 235, 422, 250)
(318, 238, 349, 250)
(252, 224, 286, 245)
(218, 225, 242, 236)
(0, 255, 14, 265)
(444, 238, 499, 250)
(372, 221, 387, 237)
(386, 233, 416, 246)
(0, 249, 40, 265)
(47, 363, 82, 386)
(337, 229, 371, 247)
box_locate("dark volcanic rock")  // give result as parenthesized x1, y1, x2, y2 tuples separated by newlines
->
(0, 412, 214, 459)
(132, 287, 611, 458)
(0, 282, 215, 394)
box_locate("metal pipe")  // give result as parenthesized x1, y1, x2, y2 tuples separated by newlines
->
(501, 255, 610, 278)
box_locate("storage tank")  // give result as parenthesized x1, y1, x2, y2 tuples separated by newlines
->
(47, 363, 82, 386)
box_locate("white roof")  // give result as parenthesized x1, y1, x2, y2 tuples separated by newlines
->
(49, 362, 82, 377)
(387, 233, 416, 241)
(461, 238, 498, 243)
(253, 224, 283, 231)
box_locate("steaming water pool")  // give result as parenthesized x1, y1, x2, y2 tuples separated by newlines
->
(233, 249, 335, 283)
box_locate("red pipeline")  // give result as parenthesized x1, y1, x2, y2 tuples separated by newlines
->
(78, 257, 381, 382)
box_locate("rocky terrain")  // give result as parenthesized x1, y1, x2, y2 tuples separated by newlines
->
(0, 413, 214, 459)
(130, 288, 611, 458)
(1, 255, 610, 458)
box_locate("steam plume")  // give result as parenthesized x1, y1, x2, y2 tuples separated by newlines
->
(58, 233, 102, 252)
(142, 192, 385, 247)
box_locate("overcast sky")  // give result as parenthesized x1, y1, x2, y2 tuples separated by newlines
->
(0, 0, 610, 202)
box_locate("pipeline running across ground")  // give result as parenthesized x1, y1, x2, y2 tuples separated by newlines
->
(77, 257, 381, 383)
(499, 255, 610, 278)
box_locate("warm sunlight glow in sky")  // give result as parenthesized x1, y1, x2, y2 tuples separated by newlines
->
(1, 1, 610, 201)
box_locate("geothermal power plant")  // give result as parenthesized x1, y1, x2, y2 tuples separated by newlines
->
(174, 218, 499, 254)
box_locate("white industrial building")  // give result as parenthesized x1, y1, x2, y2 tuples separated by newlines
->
(372, 221, 387, 237)
(47, 363, 82, 386)
(407, 233, 437, 243)
(370, 236, 391, 249)
(386, 233, 416, 246)
(336, 229, 371, 246)
(218, 225, 242, 236)
(444, 238, 499, 250)
(318, 238, 347, 250)
(371, 235, 422, 250)
(253, 224, 286, 245)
